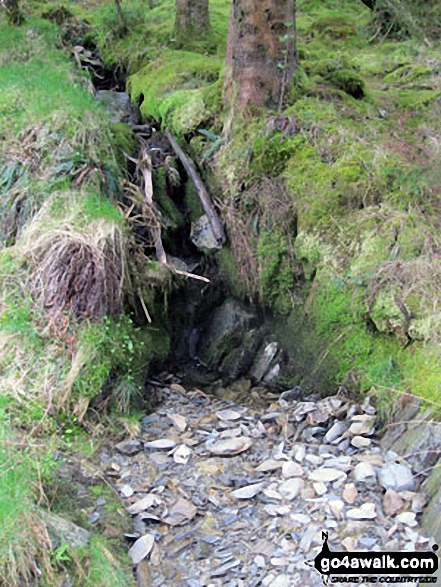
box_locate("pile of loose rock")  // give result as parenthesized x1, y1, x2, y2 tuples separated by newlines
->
(98, 382, 438, 587)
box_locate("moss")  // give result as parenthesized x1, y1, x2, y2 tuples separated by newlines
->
(128, 51, 221, 133)
(153, 167, 184, 231)
(257, 229, 296, 314)
(401, 345, 441, 411)
(185, 180, 205, 222)
(216, 247, 248, 300)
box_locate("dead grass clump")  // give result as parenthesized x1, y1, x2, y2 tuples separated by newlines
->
(22, 219, 125, 322)
(0, 509, 54, 587)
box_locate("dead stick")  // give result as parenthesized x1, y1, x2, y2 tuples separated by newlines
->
(138, 291, 152, 323)
(168, 266, 210, 283)
(165, 130, 226, 245)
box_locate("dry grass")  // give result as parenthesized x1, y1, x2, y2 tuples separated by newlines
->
(224, 177, 297, 298)
(20, 208, 126, 323)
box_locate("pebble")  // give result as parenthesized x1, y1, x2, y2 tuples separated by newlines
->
(308, 467, 346, 483)
(103, 383, 432, 586)
(378, 463, 415, 491)
(346, 503, 377, 520)
(353, 461, 377, 484)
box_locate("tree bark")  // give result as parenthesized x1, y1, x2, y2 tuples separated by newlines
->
(175, 0, 211, 47)
(1, 0, 24, 25)
(224, 0, 297, 112)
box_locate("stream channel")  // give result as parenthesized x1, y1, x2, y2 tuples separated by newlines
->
(67, 49, 441, 587)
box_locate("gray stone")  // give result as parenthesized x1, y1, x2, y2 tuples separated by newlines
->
(378, 463, 415, 492)
(191, 214, 222, 250)
(380, 398, 422, 451)
(198, 298, 257, 372)
(39, 509, 90, 549)
(421, 458, 441, 544)
(250, 342, 279, 382)
(95, 90, 139, 124)
(389, 420, 441, 472)
(353, 462, 377, 484)
(324, 420, 349, 444)
(115, 439, 143, 456)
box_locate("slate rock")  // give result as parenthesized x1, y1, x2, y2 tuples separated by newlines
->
(378, 463, 415, 492)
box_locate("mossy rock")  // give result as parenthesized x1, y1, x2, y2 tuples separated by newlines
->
(128, 51, 221, 135)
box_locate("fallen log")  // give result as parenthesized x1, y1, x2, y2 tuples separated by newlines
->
(164, 130, 226, 246)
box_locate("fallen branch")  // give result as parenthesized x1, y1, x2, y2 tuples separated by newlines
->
(124, 144, 211, 284)
(165, 130, 226, 245)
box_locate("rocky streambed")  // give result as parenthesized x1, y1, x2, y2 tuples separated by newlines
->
(89, 380, 441, 587)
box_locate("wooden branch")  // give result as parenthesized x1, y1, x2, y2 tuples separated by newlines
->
(168, 266, 210, 283)
(165, 130, 226, 246)
(132, 143, 167, 265)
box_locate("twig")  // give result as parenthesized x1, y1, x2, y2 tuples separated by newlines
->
(165, 130, 226, 245)
(138, 291, 152, 323)
(167, 265, 210, 283)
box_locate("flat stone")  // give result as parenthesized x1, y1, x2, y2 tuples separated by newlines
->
(396, 512, 418, 527)
(349, 415, 376, 436)
(353, 462, 377, 484)
(115, 439, 143, 456)
(281, 461, 304, 478)
(351, 436, 371, 449)
(313, 482, 328, 496)
(383, 489, 404, 516)
(279, 478, 304, 500)
(323, 420, 349, 444)
(346, 503, 377, 520)
(342, 483, 358, 504)
(308, 467, 346, 483)
(378, 463, 415, 492)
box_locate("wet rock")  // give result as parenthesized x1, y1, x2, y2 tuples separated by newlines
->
(40, 510, 90, 549)
(95, 90, 139, 124)
(191, 214, 222, 251)
(378, 463, 415, 492)
(198, 298, 257, 374)
(250, 342, 279, 382)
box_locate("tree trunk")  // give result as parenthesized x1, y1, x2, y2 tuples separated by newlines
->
(2, 0, 24, 25)
(225, 0, 297, 112)
(175, 0, 211, 47)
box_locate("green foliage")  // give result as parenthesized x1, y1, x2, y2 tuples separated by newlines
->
(128, 51, 222, 134)
(81, 536, 135, 587)
(257, 229, 296, 314)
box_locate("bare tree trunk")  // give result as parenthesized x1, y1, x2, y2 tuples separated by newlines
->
(1, 0, 24, 25)
(224, 0, 297, 112)
(175, 0, 211, 47)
